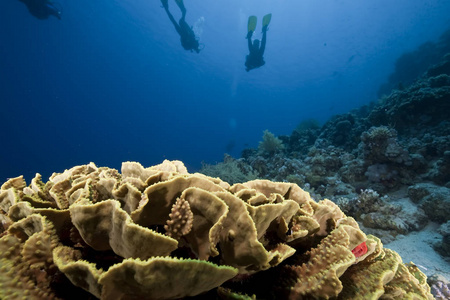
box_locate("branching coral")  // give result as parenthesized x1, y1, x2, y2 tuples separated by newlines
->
(0, 160, 434, 299)
(258, 129, 285, 155)
(200, 155, 258, 184)
(430, 279, 450, 300)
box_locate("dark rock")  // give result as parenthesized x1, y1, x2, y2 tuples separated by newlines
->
(407, 183, 435, 203)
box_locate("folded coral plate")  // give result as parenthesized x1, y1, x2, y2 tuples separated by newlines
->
(0, 160, 434, 299)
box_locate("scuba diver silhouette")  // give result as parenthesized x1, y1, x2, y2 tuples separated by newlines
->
(160, 0, 201, 53)
(245, 14, 272, 72)
(19, 0, 62, 20)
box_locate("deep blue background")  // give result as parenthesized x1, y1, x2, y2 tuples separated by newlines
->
(1, 0, 450, 182)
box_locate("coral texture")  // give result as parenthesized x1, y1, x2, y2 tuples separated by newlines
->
(429, 274, 450, 300)
(435, 221, 450, 258)
(0, 160, 434, 299)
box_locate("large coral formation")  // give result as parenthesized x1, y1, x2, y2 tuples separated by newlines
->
(0, 160, 434, 299)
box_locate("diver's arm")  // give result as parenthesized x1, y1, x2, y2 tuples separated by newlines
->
(259, 29, 267, 55)
(163, 7, 182, 36)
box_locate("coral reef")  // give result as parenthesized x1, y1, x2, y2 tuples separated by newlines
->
(284, 119, 321, 154)
(0, 160, 434, 299)
(227, 50, 450, 196)
(377, 29, 450, 97)
(360, 126, 410, 165)
(258, 130, 285, 156)
(336, 189, 427, 238)
(435, 221, 450, 258)
(200, 154, 258, 184)
(428, 274, 450, 300)
(407, 183, 450, 224)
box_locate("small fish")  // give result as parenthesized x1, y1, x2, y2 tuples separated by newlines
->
(352, 241, 368, 258)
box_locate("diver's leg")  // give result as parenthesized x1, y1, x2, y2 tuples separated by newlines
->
(175, 0, 186, 19)
(161, 1, 182, 36)
(160, 0, 168, 9)
(259, 29, 267, 55)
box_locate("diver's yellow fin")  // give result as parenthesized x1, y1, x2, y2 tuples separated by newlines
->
(248, 16, 257, 32)
(262, 13, 272, 27)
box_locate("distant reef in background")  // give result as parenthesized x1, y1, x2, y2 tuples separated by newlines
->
(203, 46, 450, 194)
(378, 29, 450, 97)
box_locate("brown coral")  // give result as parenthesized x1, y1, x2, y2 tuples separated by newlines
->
(164, 196, 194, 240)
(0, 160, 434, 299)
(0, 214, 60, 299)
(282, 221, 366, 299)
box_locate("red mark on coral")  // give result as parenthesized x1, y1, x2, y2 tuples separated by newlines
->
(351, 241, 368, 258)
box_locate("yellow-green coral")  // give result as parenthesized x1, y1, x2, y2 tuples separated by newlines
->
(130, 174, 226, 227)
(258, 129, 285, 155)
(177, 187, 229, 260)
(0, 215, 60, 299)
(53, 245, 103, 298)
(200, 157, 258, 185)
(99, 257, 238, 300)
(383, 262, 434, 299)
(339, 247, 400, 299)
(0, 160, 434, 299)
(282, 221, 365, 299)
(69, 199, 178, 259)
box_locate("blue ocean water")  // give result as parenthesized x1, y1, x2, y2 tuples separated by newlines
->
(1, 0, 450, 182)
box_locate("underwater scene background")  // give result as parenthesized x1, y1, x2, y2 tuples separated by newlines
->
(1, 0, 450, 299)
(1, 0, 449, 179)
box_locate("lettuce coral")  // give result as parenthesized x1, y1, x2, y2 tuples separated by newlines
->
(0, 160, 434, 299)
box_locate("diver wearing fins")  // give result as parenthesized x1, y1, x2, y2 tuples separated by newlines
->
(160, 0, 201, 53)
(245, 14, 272, 72)
(18, 0, 61, 20)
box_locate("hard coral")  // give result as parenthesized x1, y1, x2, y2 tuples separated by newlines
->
(0, 160, 434, 299)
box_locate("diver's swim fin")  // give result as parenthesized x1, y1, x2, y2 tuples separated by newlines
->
(262, 13, 272, 27)
(248, 16, 257, 32)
